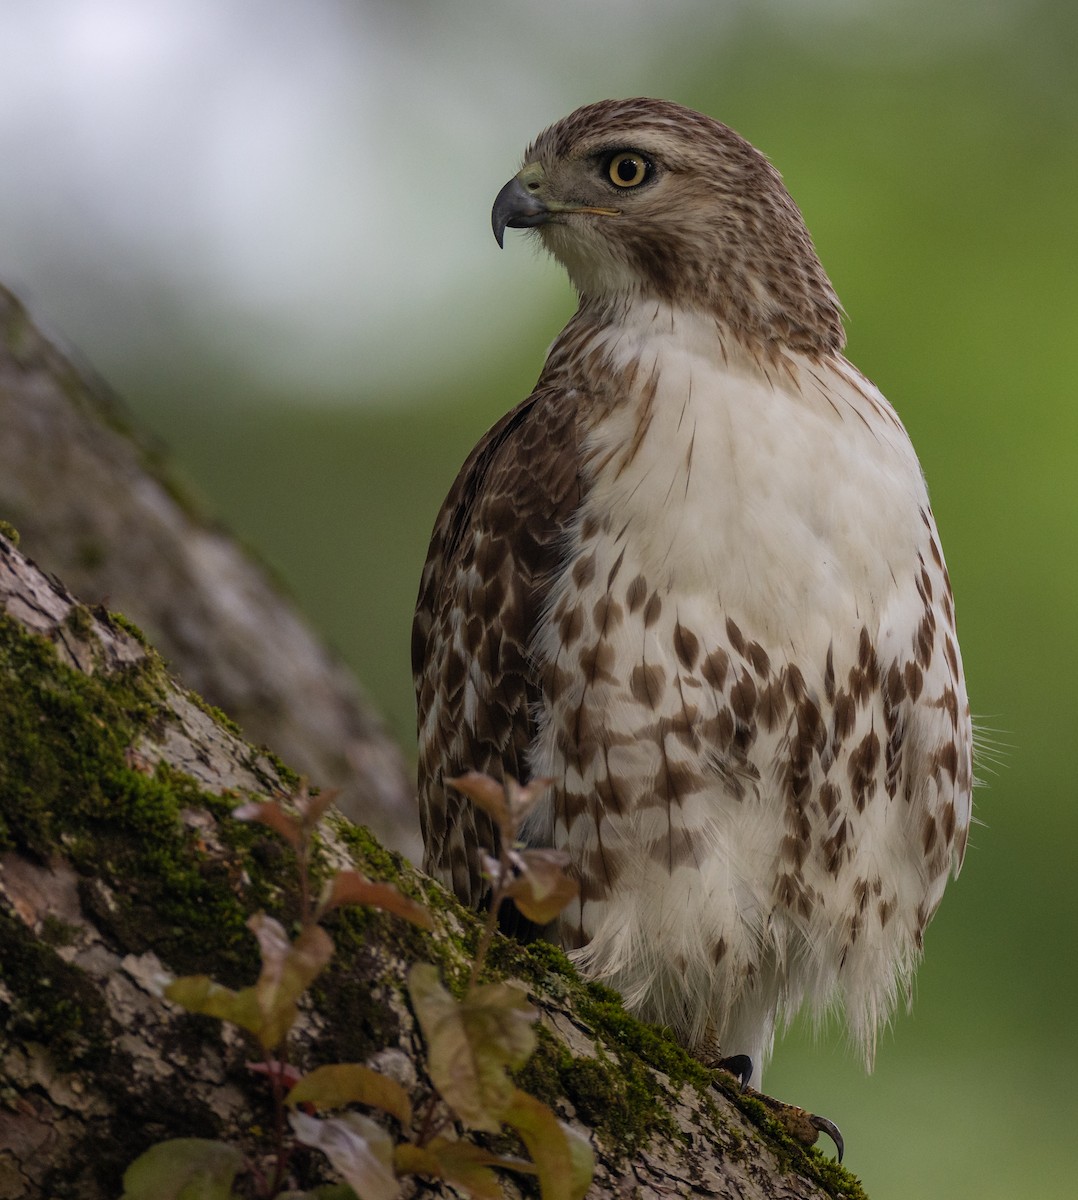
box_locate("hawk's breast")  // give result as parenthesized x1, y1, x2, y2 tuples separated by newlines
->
(523, 305, 971, 1069)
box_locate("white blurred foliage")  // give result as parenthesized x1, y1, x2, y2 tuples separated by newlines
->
(0, 0, 1024, 404)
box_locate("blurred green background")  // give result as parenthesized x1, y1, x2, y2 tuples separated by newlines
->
(2, 2, 1076, 1197)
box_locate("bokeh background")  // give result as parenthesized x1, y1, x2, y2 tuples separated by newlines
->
(2, 2, 1075, 1196)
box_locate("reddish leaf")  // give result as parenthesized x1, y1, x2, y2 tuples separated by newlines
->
(449, 772, 553, 846)
(560, 1122, 595, 1199)
(396, 1138, 522, 1200)
(248, 911, 292, 970)
(407, 964, 536, 1132)
(291, 1111, 398, 1200)
(247, 1059, 304, 1090)
(503, 1089, 593, 1200)
(286, 1063, 412, 1126)
(232, 799, 303, 849)
(250, 915, 334, 1050)
(447, 772, 512, 840)
(168, 916, 332, 1050)
(503, 849, 579, 924)
(294, 781, 340, 829)
(503, 776, 554, 826)
(318, 871, 433, 928)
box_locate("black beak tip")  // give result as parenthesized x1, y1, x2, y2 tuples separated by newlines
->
(809, 1114, 845, 1163)
(492, 175, 547, 249)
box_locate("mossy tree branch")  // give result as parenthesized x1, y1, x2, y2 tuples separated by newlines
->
(0, 282, 413, 856)
(0, 533, 866, 1199)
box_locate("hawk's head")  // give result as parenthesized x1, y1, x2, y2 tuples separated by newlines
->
(492, 98, 844, 355)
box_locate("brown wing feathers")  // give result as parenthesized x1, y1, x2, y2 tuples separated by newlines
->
(413, 386, 582, 903)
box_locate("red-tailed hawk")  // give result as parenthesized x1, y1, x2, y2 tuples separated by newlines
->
(413, 98, 972, 1093)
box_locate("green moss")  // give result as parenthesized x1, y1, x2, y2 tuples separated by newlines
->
(479, 930, 704, 1159)
(107, 610, 150, 647)
(810, 1156, 870, 1199)
(0, 612, 280, 985)
(0, 622, 143, 855)
(486, 921, 866, 1195)
(334, 819, 411, 885)
(260, 748, 301, 791)
(62, 604, 96, 641)
(487, 930, 578, 990)
(0, 906, 115, 1073)
(0, 520, 19, 546)
(575, 986, 714, 1095)
(519, 1026, 679, 1155)
(185, 689, 243, 736)
(576, 991, 866, 1196)
(40, 912, 80, 947)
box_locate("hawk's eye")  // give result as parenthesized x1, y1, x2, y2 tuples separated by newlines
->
(606, 152, 651, 189)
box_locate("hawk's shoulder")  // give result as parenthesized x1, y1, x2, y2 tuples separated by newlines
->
(413, 382, 583, 901)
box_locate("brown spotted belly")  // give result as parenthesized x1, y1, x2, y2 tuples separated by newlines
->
(526, 539, 970, 1076)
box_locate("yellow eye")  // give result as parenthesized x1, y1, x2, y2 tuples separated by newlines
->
(607, 152, 650, 188)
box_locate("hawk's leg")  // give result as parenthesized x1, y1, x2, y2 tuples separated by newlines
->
(698, 1029, 845, 1162)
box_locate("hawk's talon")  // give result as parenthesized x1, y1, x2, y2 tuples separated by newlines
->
(809, 1112, 845, 1163)
(701, 1048, 843, 1160)
(715, 1054, 753, 1091)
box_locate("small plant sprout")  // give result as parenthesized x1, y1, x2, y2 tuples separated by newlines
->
(121, 775, 593, 1200)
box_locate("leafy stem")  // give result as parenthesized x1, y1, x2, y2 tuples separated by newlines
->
(121, 773, 591, 1200)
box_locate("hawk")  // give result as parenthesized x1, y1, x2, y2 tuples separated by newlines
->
(413, 98, 972, 1092)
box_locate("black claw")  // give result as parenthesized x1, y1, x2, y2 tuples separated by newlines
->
(809, 1113, 844, 1163)
(716, 1054, 753, 1091)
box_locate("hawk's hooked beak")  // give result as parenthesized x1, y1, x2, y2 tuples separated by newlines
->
(492, 163, 620, 248)
(492, 173, 549, 248)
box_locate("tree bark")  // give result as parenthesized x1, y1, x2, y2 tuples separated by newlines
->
(0, 535, 865, 1199)
(0, 282, 416, 858)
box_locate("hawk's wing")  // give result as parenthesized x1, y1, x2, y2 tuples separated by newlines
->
(413, 384, 582, 905)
